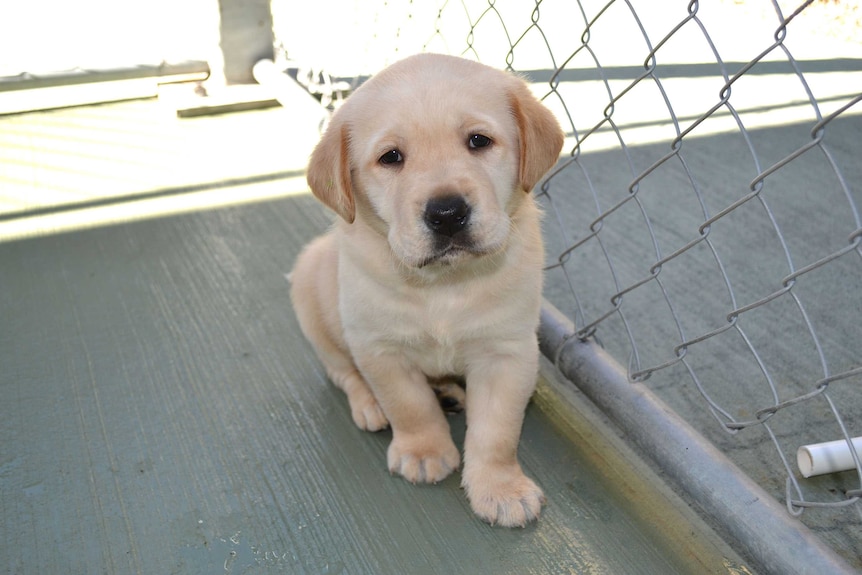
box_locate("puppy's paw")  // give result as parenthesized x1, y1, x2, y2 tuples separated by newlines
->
(463, 464, 545, 527)
(428, 376, 466, 413)
(387, 434, 460, 484)
(347, 392, 389, 432)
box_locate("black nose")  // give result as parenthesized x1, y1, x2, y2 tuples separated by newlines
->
(424, 195, 471, 237)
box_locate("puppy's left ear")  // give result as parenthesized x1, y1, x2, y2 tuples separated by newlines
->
(510, 83, 564, 192)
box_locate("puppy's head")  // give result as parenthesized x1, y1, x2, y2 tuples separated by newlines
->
(307, 53, 563, 269)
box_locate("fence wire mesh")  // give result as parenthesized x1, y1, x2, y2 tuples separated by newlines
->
(274, 0, 862, 562)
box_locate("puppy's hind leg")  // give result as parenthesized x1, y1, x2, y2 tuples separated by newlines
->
(297, 301, 389, 432)
(290, 235, 389, 432)
(324, 359, 389, 432)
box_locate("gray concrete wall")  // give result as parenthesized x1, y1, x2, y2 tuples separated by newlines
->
(213, 0, 274, 84)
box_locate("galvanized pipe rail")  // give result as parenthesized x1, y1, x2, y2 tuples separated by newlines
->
(539, 301, 855, 575)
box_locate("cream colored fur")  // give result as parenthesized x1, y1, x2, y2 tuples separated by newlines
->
(290, 53, 563, 527)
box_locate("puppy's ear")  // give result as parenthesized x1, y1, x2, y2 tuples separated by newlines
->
(510, 84, 564, 192)
(307, 121, 356, 223)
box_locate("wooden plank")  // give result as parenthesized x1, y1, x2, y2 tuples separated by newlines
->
(0, 194, 750, 574)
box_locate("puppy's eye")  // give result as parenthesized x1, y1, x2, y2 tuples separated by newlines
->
(379, 149, 403, 165)
(468, 134, 492, 149)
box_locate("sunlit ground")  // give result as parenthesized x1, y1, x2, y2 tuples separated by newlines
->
(0, 0, 859, 242)
(0, 99, 320, 242)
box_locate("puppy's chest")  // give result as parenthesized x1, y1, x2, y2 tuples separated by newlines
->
(401, 294, 485, 374)
(343, 267, 527, 373)
(402, 291, 484, 343)
(375, 289, 494, 361)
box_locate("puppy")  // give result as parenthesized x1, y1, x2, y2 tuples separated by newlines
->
(290, 53, 563, 527)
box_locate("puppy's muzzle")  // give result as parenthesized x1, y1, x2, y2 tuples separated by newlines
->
(417, 194, 482, 268)
(424, 195, 471, 238)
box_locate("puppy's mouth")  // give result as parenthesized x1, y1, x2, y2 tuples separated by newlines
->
(416, 238, 487, 268)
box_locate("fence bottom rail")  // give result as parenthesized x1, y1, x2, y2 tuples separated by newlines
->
(538, 301, 855, 575)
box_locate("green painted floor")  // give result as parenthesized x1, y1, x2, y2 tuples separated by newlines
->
(0, 101, 752, 574)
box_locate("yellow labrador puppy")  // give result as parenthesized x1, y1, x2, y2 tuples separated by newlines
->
(291, 53, 563, 527)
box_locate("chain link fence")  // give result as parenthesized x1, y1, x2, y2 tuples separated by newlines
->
(274, 0, 862, 566)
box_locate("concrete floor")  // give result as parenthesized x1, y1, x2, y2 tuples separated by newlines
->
(0, 100, 756, 574)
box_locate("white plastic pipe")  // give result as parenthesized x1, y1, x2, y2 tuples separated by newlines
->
(797, 437, 862, 478)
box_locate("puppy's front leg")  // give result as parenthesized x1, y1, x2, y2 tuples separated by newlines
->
(355, 352, 460, 484)
(462, 345, 544, 527)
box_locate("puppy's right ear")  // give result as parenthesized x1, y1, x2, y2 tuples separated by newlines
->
(307, 121, 355, 223)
